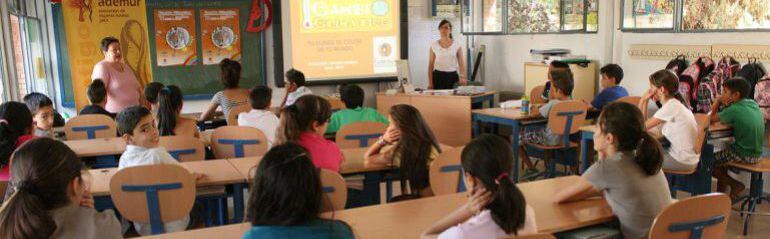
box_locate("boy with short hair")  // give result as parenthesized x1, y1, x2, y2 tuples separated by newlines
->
(281, 68, 313, 107)
(588, 64, 629, 110)
(325, 84, 388, 134)
(80, 79, 115, 118)
(238, 85, 280, 147)
(709, 77, 765, 201)
(23, 92, 55, 137)
(542, 61, 572, 101)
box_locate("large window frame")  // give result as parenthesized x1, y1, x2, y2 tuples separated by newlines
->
(621, 0, 770, 33)
(460, 0, 598, 35)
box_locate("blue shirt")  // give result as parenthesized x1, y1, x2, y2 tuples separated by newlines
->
(242, 219, 354, 239)
(591, 86, 629, 109)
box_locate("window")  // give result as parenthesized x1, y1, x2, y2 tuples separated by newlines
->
(4, 0, 53, 99)
(621, 0, 675, 30)
(622, 0, 770, 32)
(508, 0, 560, 33)
(462, 0, 598, 34)
(462, 0, 504, 33)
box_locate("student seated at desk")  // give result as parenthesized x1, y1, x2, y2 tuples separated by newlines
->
(23, 92, 55, 137)
(116, 106, 204, 236)
(157, 85, 200, 138)
(199, 59, 249, 121)
(80, 79, 116, 118)
(325, 84, 388, 134)
(238, 85, 279, 147)
(277, 95, 343, 172)
(243, 142, 354, 239)
(365, 104, 441, 198)
(541, 60, 571, 102)
(555, 102, 673, 239)
(709, 77, 765, 201)
(0, 138, 122, 239)
(144, 82, 165, 116)
(585, 64, 628, 110)
(423, 134, 537, 239)
(0, 102, 36, 181)
(639, 70, 699, 171)
(280, 68, 313, 107)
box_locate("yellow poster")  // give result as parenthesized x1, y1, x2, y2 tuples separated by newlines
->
(62, 0, 153, 109)
(154, 9, 197, 67)
(200, 8, 241, 65)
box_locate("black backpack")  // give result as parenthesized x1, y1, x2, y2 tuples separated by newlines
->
(737, 57, 767, 97)
(666, 55, 689, 77)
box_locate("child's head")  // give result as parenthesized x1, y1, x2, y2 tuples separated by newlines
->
(247, 142, 322, 225)
(596, 102, 663, 176)
(600, 64, 624, 88)
(388, 104, 441, 192)
(648, 69, 685, 103)
(461, 134, 527, 234)
(144, 82, 165, 106)
(0, 102, 33, 164)
(220, 58, 242, 89)
(87, 79, 107, 105)
(340, 84, 365, 109)
(549, 70, 574, 98)
(117, 106, 159, 148)
(249, 85, 272, 110)
(284, 69, 306, 92)
(278, 95, 331, 142)
(0, 138, 85, 238)
(157, 85, 183, 136)
(23, 93, 54, 131)
(721, 77, 751, 105)
(547, 61, 571, 81)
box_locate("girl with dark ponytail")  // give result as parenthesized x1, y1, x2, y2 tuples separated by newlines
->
(0, 138, 121, 238)
(276, 95, 343, 172)
(555, 102, 672, 239)
(423, 134, 536, 238)
(156, 85, 200, 138)
(0, 102, 35, 181)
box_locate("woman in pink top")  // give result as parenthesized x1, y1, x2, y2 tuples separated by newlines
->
(276, 95, 344, 172)
(91, 37, 141, 113)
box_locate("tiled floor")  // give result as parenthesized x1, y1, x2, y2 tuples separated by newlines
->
(727, 201, 770, 238)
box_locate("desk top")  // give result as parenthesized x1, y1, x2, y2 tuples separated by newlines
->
(472, 108, 543, 121)
(64, 137, 126, 157)
(580, 122, 733, 134)
(377, 91, 495, 99)
(138, 223, 251, 239)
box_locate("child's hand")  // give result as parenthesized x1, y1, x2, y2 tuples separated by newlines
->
(193, 173, 207, 181)
(80, 191, 95, 209)
(641, 88, 655, 101)
(285, 83, 298, 93)
(466, 187, 492, 215)
(383, 127, 400, 144)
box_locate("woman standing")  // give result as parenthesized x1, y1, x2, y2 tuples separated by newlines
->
(428, 20, 467, 90)
(91, 37, 142, 113)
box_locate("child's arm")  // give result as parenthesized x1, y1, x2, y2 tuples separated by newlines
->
(709, 97, 723, 123)
(422, 188, 492, 238)
(365, 128, 400, 165)
(554, 176, 602, 204)
(198, 102, 219, 121)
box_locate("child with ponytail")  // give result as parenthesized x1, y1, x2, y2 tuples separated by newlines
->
(639, 69, 700, 171)
(277, 95, 344, 172)
(157, 85, 200, 138)
(555, 102, 672, 239)
(422, 134, 536, 238)
(0, 102, 35, 181)
(0, 138, 122, 238)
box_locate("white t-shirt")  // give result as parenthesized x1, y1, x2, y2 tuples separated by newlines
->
(438, 205, 538, 239)
(430, 40, 461, 72)
(237, 109, 280, 147)
(285, 86, 313, 106)
(653, 100, 700, 166)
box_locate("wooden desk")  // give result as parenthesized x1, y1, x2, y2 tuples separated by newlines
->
(64, 137, 126, 157)
(377, 91, 495, 147)
(471, 108, 544, 181)
(138, 222, 251, 239)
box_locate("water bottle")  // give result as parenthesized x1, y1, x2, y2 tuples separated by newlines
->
(521, 95, 530, 115)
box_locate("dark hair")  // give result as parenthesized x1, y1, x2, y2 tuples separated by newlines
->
(0, 138, 83, 239)
(461, 134, 527, 235)
(157, 85, 183, 136)
(285, 69, 306, 87)
(87, 80, 107, 104)
(389, 104, 441, 194)
(550, 70, 574, 96)
(649, 69, 686, 105)
(277, 95, 331, 143)
(220, 59, 242, 89)
(100, 37, 119, 52)
(598, 102, 663, 176)
(249, 85, 272, 110)
(438, 19, 453, 39)
(0, 102, 32, 167)
(549, 60, 570, 70)
(723, 77, 751, 99)
(116, 106, 152, 136)
(23, 93, 53, 114)
(144, 82, 165, 104)
(600, 64, 624, 84)
(340, 84, 364, 109)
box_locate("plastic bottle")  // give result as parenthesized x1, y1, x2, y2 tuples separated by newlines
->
(521, 95, 530, 115)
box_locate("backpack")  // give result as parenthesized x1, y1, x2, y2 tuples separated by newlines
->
(737, 57, 767, 97)
(679, 57, 715, 111)
(666, 55, 689, 77)
(754, 76, 770, 118)
(695, 57, 741, 113)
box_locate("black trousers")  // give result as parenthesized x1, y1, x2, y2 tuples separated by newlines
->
(432, 70, 459, 90)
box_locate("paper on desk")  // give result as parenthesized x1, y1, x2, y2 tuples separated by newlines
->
(500, 100, 523, 109)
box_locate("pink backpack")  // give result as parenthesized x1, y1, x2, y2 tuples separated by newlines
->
(754, 76, 770, 117)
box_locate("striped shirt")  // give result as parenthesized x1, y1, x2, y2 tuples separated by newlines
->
(211, 91, 248, 118)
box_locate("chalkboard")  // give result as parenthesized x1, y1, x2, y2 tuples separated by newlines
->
(146, 0, 264, 98)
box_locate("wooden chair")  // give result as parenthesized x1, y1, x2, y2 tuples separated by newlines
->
(326, 97, 346, 112)
(649, 193, 731, 239)
(429, 146, 466, 196)
(320, 169, 347, 212)
(110, 164, 195, 235)
(524, 101, 588, 178)
(226, 105, 251, 126)
(64, 114, 116, 140)
(665, 114, 713, 198)
(530, 85, 547, 105)
(616, 96, 642, 107)
(501, 233, 556, 239)
(211, 126, 268, 158)
(728, 158, 770, 235)
(159, 136, 206, 162)
(335, 122, 387, 148)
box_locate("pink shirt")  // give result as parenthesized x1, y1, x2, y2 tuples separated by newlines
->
(438, 206, 538, 239)
(91, 61, 141, 113)
(297, 133, 343, 172)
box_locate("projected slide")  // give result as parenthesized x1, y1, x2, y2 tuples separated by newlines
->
(288, 0, 400, 80)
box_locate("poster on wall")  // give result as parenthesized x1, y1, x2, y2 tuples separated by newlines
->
(200, 8, 241, 65)
(154, 9, 198, 67)
(62, 0, 153, 109)
(433, 0, 460, 18)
